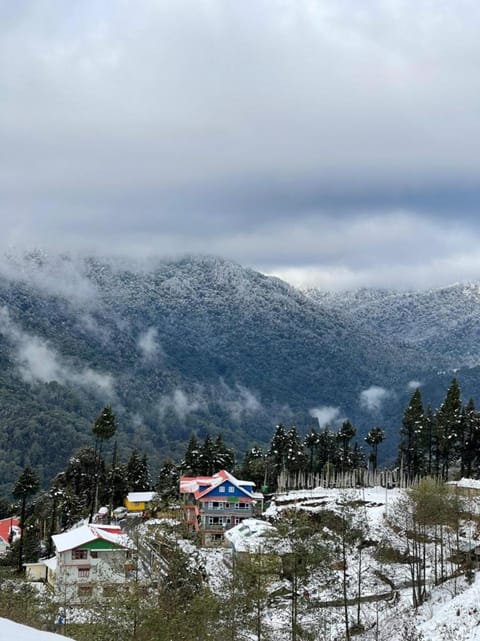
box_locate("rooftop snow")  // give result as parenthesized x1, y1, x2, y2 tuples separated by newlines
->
(126, 491, 158, 503)
(224, 518, 277, 553)
(52, 524, 132, 553)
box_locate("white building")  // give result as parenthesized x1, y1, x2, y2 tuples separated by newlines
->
(47, 523, 135, 602)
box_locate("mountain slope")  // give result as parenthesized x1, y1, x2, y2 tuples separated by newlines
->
(0, 254, 424, 495)
(306, 283, 480, 370)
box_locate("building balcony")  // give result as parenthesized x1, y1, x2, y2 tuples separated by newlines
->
(201, 516, 251, 531)
(200, 506, 253, 516)
(202, 523, 232, 532)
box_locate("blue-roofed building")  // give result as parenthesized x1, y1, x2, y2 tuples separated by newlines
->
(180, 470, 263, 545)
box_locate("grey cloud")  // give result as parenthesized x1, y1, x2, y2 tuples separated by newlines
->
(2, 2, 480, 289)
(156, 381, 263, 424)
(265, 211, 480, 290)
(359, 386, 391, 413)
(157, 388, 205, 422)
(0, 306, 115, 396)
(407, 380, 423, 391)
(309, 406, 344, 428)
(0, 251, 98, 305)
(216, 381, 263, 422)
(131, 413, 145, 428)
(137, 327, 163, 361)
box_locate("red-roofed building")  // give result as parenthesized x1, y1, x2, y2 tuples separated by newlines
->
(180, 470, 262, 545)
(0, 517, 20, 555)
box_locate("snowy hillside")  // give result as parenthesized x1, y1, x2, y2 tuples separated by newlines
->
(256, 485, 480, 641)
(5, 484, 480, 641)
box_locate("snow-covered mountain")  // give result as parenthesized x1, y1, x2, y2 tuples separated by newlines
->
(306, 283, 480, 370)
(1, 252, 480, 496)
(0, 253, 421, 495)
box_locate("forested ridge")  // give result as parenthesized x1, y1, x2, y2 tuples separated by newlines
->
(1, 252, 480, 496)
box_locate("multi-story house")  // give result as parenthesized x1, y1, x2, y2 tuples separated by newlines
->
(180, 470, 263, 545)
(47, 523, 135, 602)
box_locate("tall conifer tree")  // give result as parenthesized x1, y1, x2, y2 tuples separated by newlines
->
(12, 466, 39, 572)
(435, 378, 461, 480)
(400, 388, 424, 479)
(182, 434, 201, 475)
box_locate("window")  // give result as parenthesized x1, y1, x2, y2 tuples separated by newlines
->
(78, 585, 93, 598)
(219, 486, 225, 493)
(228, 486, 235, 493)
(125, 563, 136, 579)
(103, 585, 117, 597)
(72, 549, 87, 560)
(90, 551, 98, 559)
(78, 567, 90, 578)
(208, 516, 221, 525)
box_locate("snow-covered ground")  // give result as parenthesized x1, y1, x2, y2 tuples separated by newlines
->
(0, 618, 74, 641)
(417, 575, 480, 641)
(240, 485, 480, 640)
(6, 484, 480, 641)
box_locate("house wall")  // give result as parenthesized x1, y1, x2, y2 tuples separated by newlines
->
(124, 499, 147, 512)
(25, 563, 47, 582)
(203, 482, 251, 500)
(198, 482, 254, 544)
(54, 546, 131, 602)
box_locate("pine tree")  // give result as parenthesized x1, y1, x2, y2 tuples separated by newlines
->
(199, 434, 216, 476)
(337, 420, 356, 472)
(317, 427, 340, 473)
(268, 424, 288, 474)
(284, 426, 306, 474)
(106, 442, 128, 509)
(156, 459, 180, 506)
(46, 477, 65, 556)
(351, 442, 367, 469)
(92, 405, 116, 443)
(335, 493, 369, 638)
(89, 406, 117, 522)
(181, 433, 201, 475)
(228, 552, 277, 641)
(12, 466, 39, 572)
(364, 426, 385, 472)
(435, 379, 462, 480)
(460, 399, 480, 477)
(60, 446, 100, 513)
(127, 450, 151, 491)
(399, 388, 424, 479)
(421, 403, 434, 476)
(212, 434, 235, 472)
(239, 447, 267, 490)
(304, 428, 320, 473)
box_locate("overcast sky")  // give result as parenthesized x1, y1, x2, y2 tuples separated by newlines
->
(2, 0, 480, 290)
